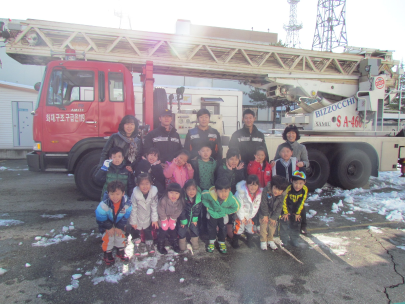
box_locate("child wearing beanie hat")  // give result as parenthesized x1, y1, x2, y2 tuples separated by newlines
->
(157, 182, 185, 254)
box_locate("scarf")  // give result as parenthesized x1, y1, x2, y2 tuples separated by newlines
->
(117, 132, 138, 163)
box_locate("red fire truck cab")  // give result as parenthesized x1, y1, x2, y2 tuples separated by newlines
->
(27, 60, 135, 199)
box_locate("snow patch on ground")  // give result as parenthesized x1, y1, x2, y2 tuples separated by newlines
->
(32, 226, 78, 247)
(0, 268, 7, 275)
(313, 234, 349, 256)
(0, 219, 24, 226)
(41, 214, 67, 219)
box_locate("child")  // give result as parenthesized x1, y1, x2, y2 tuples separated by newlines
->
(157, 183, 185, 254)
(259, 176, 290, 250)
(232, 175, 263, 249)
(272, 143, 299, 182)
(163, 149, 194, 187)
(216, 148, 246, 194)
(178, 179, 202, 251)
(202, 177, 240, 254)
(94, 147, 135, 201)
(190, 144, 217, 191)
(95, 181, 132, 265)
(135, 148, 166, 196)
(280, 171, 308, 247)
(247, 146, 272, 188)
(129, 173, 159, 256)
(216, 148, 246, 239)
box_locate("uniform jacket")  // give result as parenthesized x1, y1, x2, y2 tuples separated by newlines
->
(274, 141, 309, 167)
(272, 157, 298, 181)
(157, 195, 185, 225)
(282, 185, 308, 215)
(98, 123, 143, 168)
(190, 157, 217, 190)
(94, 161, 135, 200)
(135, 159, 166, 195)
(228, 125, 268, 164)
(143, 125, 182, 163)
(202, 186, 240, 219)
(216, 158, 246, 194)
(164, 161, 194, 187)
(235, 180, 263, 221)
(259, 192, 286, 221)
(179, 187, 202, 227)
(247, 160, 272, 188)
(95, 195, 132, 233)
(129, 185, 158, 229)
(184, 126, 222, 162)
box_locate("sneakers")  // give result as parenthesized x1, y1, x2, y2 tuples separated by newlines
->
(219, 243, 227, 254)
(103, 251, 115, 266)
(116, 248, 129, 262)
(133, 244, 140, 256)
(146, 243, 155, 254)
(206, 243, 215, 253)
(260, 242, 267, 250)
(268, 241, 278, 250)
(300, 227, 307, 234)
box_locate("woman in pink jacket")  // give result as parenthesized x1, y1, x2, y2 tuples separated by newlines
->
(164, 149, 194, 187)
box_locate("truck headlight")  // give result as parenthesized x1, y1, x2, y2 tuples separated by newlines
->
(33, 142, 41, 151)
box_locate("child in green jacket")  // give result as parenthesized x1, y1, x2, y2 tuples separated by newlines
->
(202, 177, 240, 254)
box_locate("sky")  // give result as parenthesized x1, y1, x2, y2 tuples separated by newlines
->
(2, 0, 405, 61)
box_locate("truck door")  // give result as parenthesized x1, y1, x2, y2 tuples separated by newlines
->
(44, 67, 98, 152)
(98, 69, 127, 138)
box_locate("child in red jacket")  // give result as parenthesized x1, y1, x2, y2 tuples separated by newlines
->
(247, 146, 272, 188)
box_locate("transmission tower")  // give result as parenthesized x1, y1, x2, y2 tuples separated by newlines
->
(312, 0, 348, 52)
(284, 0, 303, 48)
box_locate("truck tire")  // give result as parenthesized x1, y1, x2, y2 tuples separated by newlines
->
(334, 148, 371, 189)
(306, 149, 330, 191)
(74, 150, 103, 201)
(153, 88, 168, 129)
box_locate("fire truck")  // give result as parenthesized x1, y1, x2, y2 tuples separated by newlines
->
(1, 19, 404, 200)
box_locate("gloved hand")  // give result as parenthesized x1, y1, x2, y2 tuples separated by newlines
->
(161, 219, 169, 231)
(101, 159, 112, 171)
(168, 218, 176, 230)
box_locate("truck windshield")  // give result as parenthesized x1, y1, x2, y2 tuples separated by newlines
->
(34, 67, 47, 110)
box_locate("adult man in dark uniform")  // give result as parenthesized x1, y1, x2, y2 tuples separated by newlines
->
(229, 109, 268, 165)
(184, 109, 222, 162)
(143, 109, 182, 163)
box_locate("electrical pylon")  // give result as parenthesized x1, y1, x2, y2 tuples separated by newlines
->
(284, 0, 303, 48)
(312, 0, 348, 52)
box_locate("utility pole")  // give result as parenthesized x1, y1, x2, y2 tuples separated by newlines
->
(312, 0, 348, 52)
(284, 0, 303, 48)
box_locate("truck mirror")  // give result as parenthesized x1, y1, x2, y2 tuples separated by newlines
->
(34, 82, 41, 91)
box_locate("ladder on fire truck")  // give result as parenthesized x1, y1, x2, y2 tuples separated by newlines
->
(4, 19, 398, 88)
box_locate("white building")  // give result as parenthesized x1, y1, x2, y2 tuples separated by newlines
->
(0, 81, 37, 158)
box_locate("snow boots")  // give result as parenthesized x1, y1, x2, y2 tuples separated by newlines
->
(231, 234, 240, 249)
(116, 248, 129, 262)
(103, 251, 115, 266)
(145, 241, 155, 254)
(170, 238, 181, 253)
(157, 240, 168, 255)
(190, 237, 199, 250)
(246, 233, 254, 248)
(179, 238, 187, 251)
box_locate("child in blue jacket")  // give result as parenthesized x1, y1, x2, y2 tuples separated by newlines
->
(95, 180, 132, 266)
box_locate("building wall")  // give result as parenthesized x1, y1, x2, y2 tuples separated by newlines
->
(0, 86, 38, 148)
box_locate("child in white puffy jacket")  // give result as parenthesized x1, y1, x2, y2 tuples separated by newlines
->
(232, 175, 263, 249)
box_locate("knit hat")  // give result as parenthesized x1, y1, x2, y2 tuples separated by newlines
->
(291, 170, 306, 181)
(197, 108, 211, 118)
(166, 182, 182, 193)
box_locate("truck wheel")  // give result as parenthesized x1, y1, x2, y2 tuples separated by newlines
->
(335, 149, 371, 189)
(153, 88, 168, 129)
(305, 149, 330, 191)
(74, 150, 102, 201)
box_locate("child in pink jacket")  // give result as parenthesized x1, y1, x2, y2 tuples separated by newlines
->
(164, 150, 194, 187)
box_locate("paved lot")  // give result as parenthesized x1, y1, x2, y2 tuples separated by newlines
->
(0, 159, 405, 304)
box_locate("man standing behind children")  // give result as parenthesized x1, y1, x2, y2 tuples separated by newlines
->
(202, 178, 240, 254)
(280, 171, 308, 248)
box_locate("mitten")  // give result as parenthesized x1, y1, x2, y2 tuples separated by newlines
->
(161, 219, 169, 231)
(168, 218, 176, 230)
(101, 159, 112, 171)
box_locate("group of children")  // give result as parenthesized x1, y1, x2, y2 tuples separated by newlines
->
(95, 140, 309, 265)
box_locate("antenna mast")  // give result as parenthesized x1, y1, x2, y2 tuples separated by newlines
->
(284, 0, 303, 48)
(312, 0, 348, 52)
